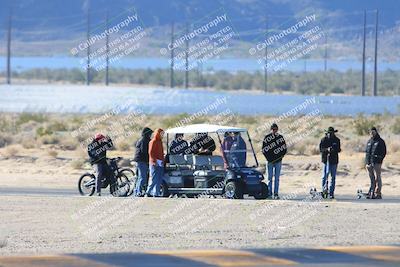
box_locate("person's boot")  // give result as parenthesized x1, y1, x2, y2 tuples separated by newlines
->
(329, 193, 335, 199)
(375, 193, 382, 199)
(97, 192, 101, 197)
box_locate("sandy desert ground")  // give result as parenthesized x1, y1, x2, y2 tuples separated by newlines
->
(0, 149, 399, 256)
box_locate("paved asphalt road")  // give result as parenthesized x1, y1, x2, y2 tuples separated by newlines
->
(0, 246, 399, 266)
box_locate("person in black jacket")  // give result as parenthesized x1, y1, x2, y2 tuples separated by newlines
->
(169, 133, 189, 155)
(133, 127, 153, 196)
(87, 133, 114, 196)
(319, 126, 341, 199)
(365, 127, 386, 199)
(189, 133, 216, 155)
(262, 123, 287, 199)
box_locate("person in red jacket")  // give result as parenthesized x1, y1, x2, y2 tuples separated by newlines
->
(146, 128, 165, 197)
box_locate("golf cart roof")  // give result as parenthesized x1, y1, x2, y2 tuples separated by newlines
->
(165, 124, 247, 134)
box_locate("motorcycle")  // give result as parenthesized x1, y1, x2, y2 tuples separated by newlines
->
(78, 157, 136, 197)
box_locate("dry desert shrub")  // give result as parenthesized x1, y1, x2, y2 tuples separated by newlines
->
(39, 135, 60, 145)
(0, 133, 12, 148)
(4, 145, 19, 157)
(47, 149, 58, 158)
(345, 139, 366, 153)
(117, 141, 131, 151)
(71, 159, 85, 170)
(306, 144, 320, 155)
(21, 138, 36, 149)
(388, 141, 400, 154)
(60, 138, 78, 151)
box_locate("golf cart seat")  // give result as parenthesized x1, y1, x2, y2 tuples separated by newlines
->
(169, 155, 187, 165)
(210, 156, 224, 168)
(193, 155, 212, 169)
(184, 154, 194, 165)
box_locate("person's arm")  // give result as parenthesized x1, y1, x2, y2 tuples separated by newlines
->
(282, 136, 287, 156)
(262, 136, 268, 157)
(382, 139, 387, 159)
(319, 139, 327, 152)
(337, 138, 341, 153)
(208, 139, 216, 152)
(377, 139, 386, 160)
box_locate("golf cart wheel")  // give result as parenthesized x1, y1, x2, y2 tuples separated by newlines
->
(78, 173, 95, 196)
(224, 181, 244, 199)
(254, 182, 268, 200)
(160, 181, 170, 197)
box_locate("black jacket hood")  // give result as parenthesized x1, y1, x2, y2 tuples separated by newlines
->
(141, 127, 153, 138)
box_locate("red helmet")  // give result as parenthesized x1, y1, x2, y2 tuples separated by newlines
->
(94, 133, 105, 141)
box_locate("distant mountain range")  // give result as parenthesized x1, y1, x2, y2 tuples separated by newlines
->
(0, 0, 399, 59)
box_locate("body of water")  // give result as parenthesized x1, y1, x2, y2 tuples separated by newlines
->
(0, 85, 398, 116)
(0, 57, 399, 73)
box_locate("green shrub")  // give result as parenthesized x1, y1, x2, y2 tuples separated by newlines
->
(391, 117, 400, 135)
(36, 127, 53, 137)
(352, 114, 379, 136)
(48, 121, 68, 132)
(16, 113, 47, 126)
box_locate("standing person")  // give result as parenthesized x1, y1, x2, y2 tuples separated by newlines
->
(230, 132, 247, 168)
(189, 133, 216, 155)
(133, 127, 153, 197)
(221, 132, 234, 169)
(319, 127, 341, 199)
(365, 127, 386, 199)
(262, 123, 287, 199)
(87, 133, 114, 196)
(169, 133, 189, 155)
(146, 128, 165, 197)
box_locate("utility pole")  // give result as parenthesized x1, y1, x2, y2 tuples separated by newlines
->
(170, 22, 175, 88)
(264, 18, 268, 93)
(373, 9, 379, 96)
(86, 3, 91, 86)
(6, 8, 12, 85)
(361, 10, 366, 96)
(105, 12, 110, 86)
(185, 22, 189, 89)
(324, 33, 328, 72)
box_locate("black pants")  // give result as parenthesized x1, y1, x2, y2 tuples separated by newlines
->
(94, 163, 112, 194)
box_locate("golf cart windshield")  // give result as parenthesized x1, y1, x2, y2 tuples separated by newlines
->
(165, 124, 259, 168)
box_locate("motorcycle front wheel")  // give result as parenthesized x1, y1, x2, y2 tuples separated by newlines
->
(78, 173, 96, 196)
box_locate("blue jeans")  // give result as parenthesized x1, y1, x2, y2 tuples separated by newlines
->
(267, 161, 282, 196)
(134, 161, 149, 196)
(322, 163, 337, 195)
(146, 164, 164, 196)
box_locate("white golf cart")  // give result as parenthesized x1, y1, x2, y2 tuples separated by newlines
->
(160, 124, 268, 199)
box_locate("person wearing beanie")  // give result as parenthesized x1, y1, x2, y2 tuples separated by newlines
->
(319, 126, 341, 199)
(262, 123, 287, 199)
(365, 127, 386, 199)
(146, 128, 165, 197)
(133, 127, 153, 197)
